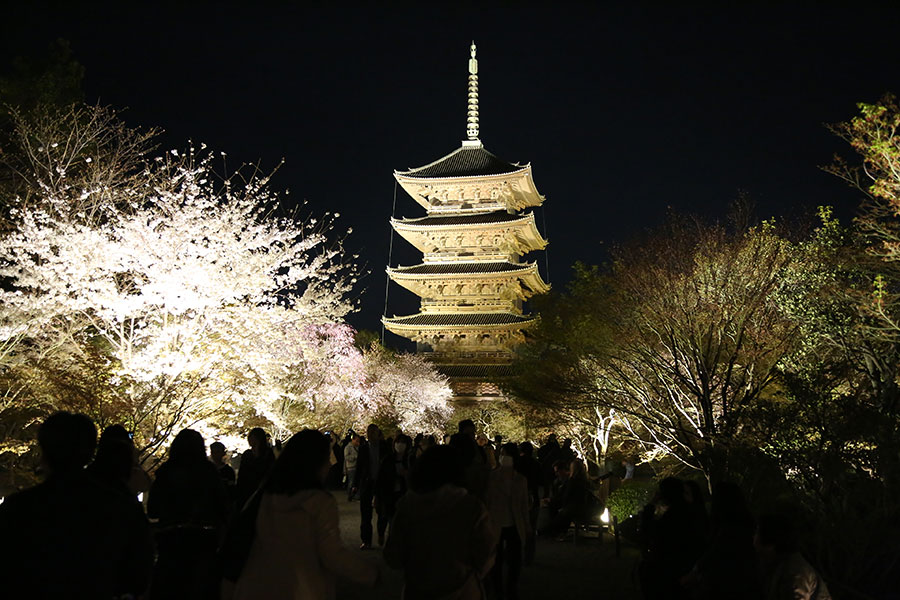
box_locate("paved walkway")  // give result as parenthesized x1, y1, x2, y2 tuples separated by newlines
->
(333, 492, 642, 599)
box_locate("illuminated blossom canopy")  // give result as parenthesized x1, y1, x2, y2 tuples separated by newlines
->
(0, 106, 452, 459)
(0, 147, 360, 453)
(363, 345, 453, 434)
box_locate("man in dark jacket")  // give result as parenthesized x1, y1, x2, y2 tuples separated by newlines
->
(353, 423, 391, 549)
(517, 441, 543, 563)
(449, 419, 488, 500)
(0, 412, 154, 599)
(537, 433, 561, 491)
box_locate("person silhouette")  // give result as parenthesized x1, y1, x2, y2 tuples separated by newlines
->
(235, 427, 275, 510)
(353, 423, 391, 549)
(0, 412, 153, 598)
(210, 441, 237, 486)
(148, 428, 229, 599)
(684, 481, 762, 600)
(486, 443, 532, 600)
(88, 424, 151, 498)
(755, 513, 831, 600)
(384, 445, 498, 599)
(375, 433, 412, 544)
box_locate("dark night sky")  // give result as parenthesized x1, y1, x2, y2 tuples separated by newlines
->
(3, 2, 900, 346)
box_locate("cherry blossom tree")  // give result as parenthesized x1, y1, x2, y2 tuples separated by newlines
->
(363, 345, 453, 435)
(0, 104, 160, 229)
(0, 104, 451, 477)
(253, 322, 370, 439)
(0, 126, 358, 458)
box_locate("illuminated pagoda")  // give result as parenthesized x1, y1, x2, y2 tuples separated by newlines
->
(383, 43, 549, 400)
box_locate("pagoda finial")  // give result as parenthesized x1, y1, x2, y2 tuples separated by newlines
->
(466, 41, 480, 141)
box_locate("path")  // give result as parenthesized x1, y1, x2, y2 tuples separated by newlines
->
(333, 492, 642, 599)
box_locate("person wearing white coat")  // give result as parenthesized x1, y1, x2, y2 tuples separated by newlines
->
(231, 430, 378, 600)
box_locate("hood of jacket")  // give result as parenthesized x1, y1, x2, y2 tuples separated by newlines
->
(402, 484, 469, 518)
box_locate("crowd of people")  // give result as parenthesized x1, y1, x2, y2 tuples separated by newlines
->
(637, 478, 831, 600)
(0, 411, 831, 600)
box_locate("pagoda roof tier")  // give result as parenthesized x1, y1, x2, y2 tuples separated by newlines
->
(438, 364, 516, 379)
(394, 146, 543, 213)
(391, 261, 530, 275)
(384, 312, 534, 349)
(383, 312, 533, 329)
(397, 144, 524, 179)
(394, 210, 524, 227)
(391, 210, 548, 254)
(387, 261, 550, 299)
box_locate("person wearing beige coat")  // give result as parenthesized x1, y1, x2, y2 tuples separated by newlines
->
(230, 430, 378, 600)
(484, 443, 533, 600)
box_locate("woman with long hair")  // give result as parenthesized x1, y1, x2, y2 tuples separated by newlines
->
(148, 429, 228, 600)
(232, 429, 377, 600)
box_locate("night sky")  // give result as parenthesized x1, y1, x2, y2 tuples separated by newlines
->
(3, 2, 900, 346)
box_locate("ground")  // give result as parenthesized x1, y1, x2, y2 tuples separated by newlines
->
(333, 492, 642, 599)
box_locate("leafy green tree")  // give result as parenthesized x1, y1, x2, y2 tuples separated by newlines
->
(826, 94, 900, 337)
(508, 262, 624, 469)
(508, 96, 900, 598)
(447, 398, 541, 443)
(515, 217, 804, 484)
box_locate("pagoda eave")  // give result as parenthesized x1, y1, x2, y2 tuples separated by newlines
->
(385, 262, 549, 300)
(382, 314, 536, 334)
(387, 262, 538, 279)
(391, 214, 531, 230)
(521, 273, 551, 295)
(390, 229, 547, 256)
(390, 212, 548, 255)
(517, 230, 549, 253)
(394, 165, 531, 183)
(394, 166, 543, 213)
(438, 364, 517, 380)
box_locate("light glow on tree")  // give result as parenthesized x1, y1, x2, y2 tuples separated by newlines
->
(0, 146, 358, 456)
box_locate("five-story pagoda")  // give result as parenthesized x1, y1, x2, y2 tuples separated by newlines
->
(383, 43, 549, 401)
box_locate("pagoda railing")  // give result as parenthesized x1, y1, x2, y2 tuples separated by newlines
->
(420, 299, 520, 313)
(423, 251, 520, 262)
(424, 351, 512, 364)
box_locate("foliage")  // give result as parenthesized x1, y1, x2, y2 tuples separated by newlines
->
(507, 262, 624, 468)
(756, 96, 900, 599)
(447, 398, 540, 442)
(605, 480, 655, 522)
(256, 332, 454, 438)
(507, 96, 900, 596)
(514, 217, 805, 482)
(609, 219, 803, 480)
(246, 322, 368, 440)
(827, 95, 900, 265)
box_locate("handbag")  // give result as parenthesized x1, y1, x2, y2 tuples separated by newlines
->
(217, 490, 264, 583)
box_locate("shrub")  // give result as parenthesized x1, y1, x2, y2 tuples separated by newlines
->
(606, 479, 655, 522)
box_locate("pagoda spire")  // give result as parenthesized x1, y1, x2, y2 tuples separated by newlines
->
(466, 42, 480, 142)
